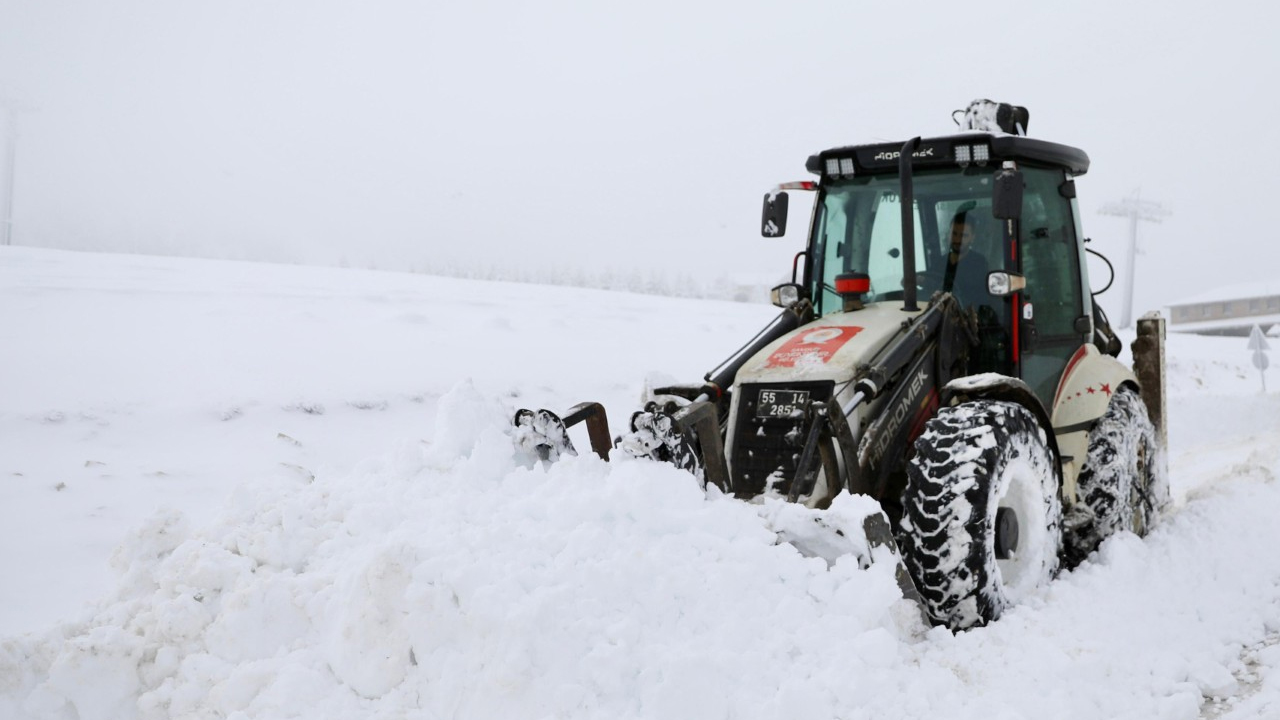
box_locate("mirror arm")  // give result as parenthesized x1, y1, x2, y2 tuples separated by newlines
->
(791, 250, 808, 285)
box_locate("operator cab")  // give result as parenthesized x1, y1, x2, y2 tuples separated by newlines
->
(768, 132, 1098, 411)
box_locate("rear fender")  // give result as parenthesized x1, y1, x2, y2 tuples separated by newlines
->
(1047, 345, 1139, 504)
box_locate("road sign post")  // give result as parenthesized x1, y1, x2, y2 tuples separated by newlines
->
(1248, 324, 1270, 393)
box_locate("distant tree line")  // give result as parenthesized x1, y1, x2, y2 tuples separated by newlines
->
(401, 260, 777, 303)
(19, 236, 779, 303)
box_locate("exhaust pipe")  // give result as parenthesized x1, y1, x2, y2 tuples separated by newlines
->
(899, 137, 921, 312)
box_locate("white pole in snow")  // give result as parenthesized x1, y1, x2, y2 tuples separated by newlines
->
(1249, 324, 1270, 393)
(1099, 189, 1171, 329)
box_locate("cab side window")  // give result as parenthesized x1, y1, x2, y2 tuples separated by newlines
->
(816, 196, 851, 313)
(866, 192, 924, 301)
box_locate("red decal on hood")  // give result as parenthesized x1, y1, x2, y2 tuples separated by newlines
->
(764, 326, 864, 368)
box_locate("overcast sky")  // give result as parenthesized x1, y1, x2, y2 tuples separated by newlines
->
(1, 0, 1277, 314)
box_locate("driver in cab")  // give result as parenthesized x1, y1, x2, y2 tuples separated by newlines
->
(942, 210, 991, 307)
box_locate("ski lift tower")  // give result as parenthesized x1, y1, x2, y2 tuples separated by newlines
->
(1099, 190, 1171, 329)
(0, 105, 15, 246)
(0, 99, 36, 247)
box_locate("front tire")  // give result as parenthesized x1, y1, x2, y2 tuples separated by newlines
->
(899, 400, 1062, 630)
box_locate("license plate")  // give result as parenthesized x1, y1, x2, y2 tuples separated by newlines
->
(756, 389, 810, 419)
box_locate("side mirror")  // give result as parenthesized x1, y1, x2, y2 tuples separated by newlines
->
(992, 167, 1024, 220)
(987, 271, 1026, 297)
(762, 192, 789, 237)
(770, 283, 804, 308)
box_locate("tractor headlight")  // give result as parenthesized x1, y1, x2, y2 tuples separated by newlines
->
(771, 283, 803, 308)
(987, 271, 1027, 297)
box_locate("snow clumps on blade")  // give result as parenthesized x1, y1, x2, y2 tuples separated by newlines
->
(422, 379, 514, 471)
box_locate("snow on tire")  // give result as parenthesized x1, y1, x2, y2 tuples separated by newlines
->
(1064, 386, 1169, 565)
(898, 400, 1061, 631)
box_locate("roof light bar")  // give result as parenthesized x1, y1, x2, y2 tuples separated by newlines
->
(825, 158, 840, 176)
(955, 143, 992, 168)
(839, 158, 855, 177)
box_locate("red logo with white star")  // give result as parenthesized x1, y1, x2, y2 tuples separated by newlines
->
(764, 326, 863, 368)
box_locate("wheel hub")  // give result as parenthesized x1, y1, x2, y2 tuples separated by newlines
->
(995, 507, 1020, 559)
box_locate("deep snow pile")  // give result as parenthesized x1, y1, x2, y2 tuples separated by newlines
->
(6, 389, 1280, 720)
(2, 383, 912, 719)
(3, 247, 1280, 719)
(0, 246, 781, 635)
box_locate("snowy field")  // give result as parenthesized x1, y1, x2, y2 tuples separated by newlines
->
(2, 246, 1279, 720)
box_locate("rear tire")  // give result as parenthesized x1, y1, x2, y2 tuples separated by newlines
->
(1064, 386, 1169, 565)
(899, 400, 1062, 630)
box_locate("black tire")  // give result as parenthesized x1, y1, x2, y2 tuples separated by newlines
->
(899, 400, 1062, 630)
(1064, 386, 1169, 565)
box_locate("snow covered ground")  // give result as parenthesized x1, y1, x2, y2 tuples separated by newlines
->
(2, 247, 1279, 719)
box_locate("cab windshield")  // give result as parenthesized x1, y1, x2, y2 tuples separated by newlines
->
(810, 168, 1001, 315)
(810, 163, 1091, 408)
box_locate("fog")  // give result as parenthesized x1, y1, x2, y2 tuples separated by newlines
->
(1, 0, 1276, 313)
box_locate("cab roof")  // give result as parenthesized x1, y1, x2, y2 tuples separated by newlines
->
(806, 133, 1090, 178)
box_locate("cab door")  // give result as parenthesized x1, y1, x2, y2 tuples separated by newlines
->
(1015, 167, 1090, 408)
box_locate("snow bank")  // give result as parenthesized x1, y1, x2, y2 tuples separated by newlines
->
(1, 383, 915, 719)
(6, 249, 1280, 719)
(8, 383, 1280, 720)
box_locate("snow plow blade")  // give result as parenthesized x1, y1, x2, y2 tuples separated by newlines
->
(513, 402, 612, 463)
(864, 514, 926, 607)
(773, 507, 923, 604)
(513, 399, 730, 491)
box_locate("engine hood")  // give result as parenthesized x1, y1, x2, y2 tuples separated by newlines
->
(735, 303, 921, 386)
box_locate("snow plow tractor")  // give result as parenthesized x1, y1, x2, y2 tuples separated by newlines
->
(514, 100, 1171, 631)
